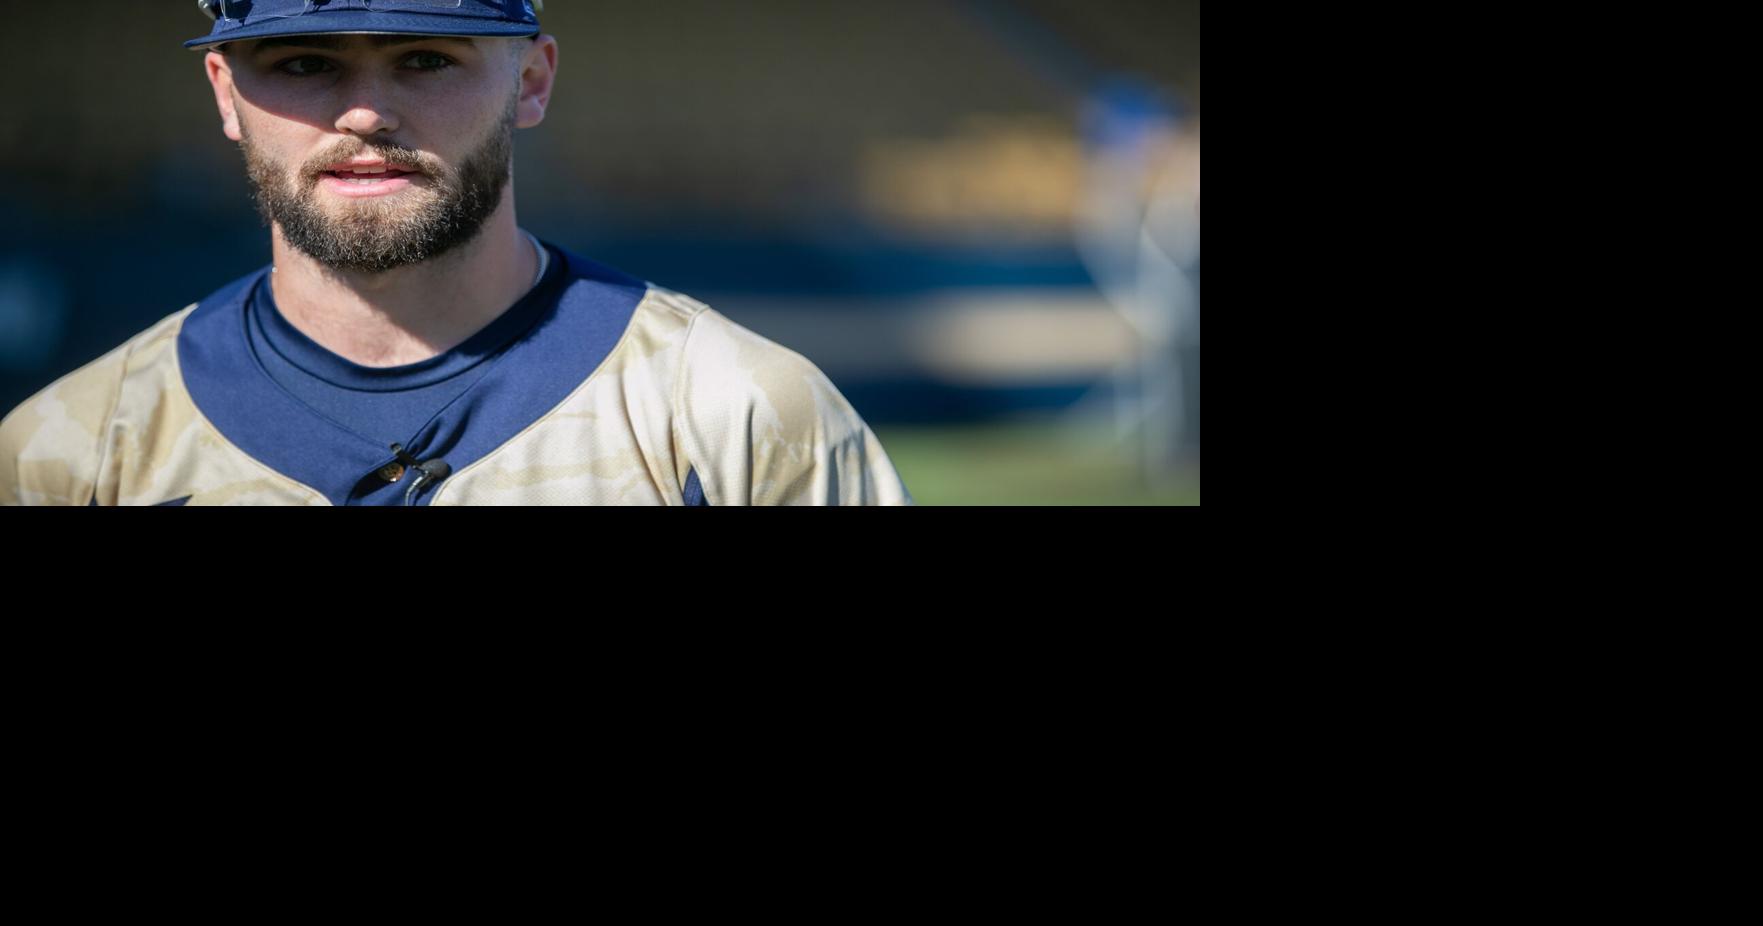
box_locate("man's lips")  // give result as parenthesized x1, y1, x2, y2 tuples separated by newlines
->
(317, 158, 424, 178)
(320, 168, 419, 179)
(318, 171, 419, 197)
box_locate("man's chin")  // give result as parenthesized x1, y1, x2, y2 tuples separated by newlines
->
(292, 244, 439, 276)
(302, 191, 442, 238)
(279, 219, 471, 274)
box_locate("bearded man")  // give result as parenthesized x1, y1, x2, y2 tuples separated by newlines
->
(1, 1, 912, 506)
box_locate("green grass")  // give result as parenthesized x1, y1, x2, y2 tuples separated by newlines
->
(872, 416, 1200, 506)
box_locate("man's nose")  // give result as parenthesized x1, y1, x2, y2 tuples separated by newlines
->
(333, 76, 401, 136)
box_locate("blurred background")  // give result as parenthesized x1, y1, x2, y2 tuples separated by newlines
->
(0, 0, 1199, 505)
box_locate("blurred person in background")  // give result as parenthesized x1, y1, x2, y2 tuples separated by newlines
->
(1076, 77, 1199, 486)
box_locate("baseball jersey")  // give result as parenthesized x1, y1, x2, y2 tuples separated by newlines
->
(0, 238, 914, 506)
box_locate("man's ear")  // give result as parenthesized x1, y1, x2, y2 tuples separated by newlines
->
(515, 35, 559, 130)
(205, 51, 243, 142)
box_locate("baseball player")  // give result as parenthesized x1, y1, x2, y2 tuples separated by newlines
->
(0, 0, 913, 506)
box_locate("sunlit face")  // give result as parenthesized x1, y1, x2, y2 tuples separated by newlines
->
(211, 34, 529, 274)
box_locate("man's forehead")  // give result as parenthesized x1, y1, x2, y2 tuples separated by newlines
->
(243, 33, 481, 53)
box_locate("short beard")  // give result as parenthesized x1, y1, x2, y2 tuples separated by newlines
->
(239, 91, 518, 275)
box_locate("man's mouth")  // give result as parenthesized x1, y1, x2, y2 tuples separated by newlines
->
(315, 162, 423, 198)
(322, 167, 419, 184)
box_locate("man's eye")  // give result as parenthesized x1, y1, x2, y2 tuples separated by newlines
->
(276, 56, 333, 77)
(405, 52, 456, 71)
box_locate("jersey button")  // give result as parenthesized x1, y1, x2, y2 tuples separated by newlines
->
(378, 462, 405, 483)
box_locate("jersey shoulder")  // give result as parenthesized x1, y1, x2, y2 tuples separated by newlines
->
(666, 293, 914, 506)
(0, 305, 195, 505)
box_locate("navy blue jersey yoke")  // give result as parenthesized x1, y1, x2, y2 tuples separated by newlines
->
(172, 237, 713, 506)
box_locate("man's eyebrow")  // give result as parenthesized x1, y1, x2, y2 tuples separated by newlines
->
(248, 34, 477, 54)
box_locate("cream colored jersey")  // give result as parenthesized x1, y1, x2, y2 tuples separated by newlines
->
(0, 244, 914, 506)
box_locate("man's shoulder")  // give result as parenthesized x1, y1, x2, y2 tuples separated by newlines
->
(679, 301, 826, 387)
(3, 303, 194, 428)
(671, 296, 870, 446)
(664, 301, 913, 506)
(531, 244, 852, 428)
(0, 303, 196, 505)
(504, 250, 914, 505)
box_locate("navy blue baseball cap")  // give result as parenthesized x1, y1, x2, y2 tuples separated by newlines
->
(185, 0, 542, 51)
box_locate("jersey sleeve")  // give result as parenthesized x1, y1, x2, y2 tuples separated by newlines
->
(672, 307, 914, 506)
(0, 342, 131, 506)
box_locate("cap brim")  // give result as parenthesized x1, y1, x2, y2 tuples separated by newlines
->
(185, 10, 540, 50)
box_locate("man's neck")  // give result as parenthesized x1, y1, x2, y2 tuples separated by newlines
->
(266, 202, 540, 369)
